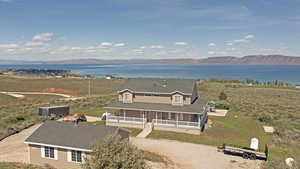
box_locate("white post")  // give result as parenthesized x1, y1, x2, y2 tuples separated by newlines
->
(124, 109, 126, 121)
(198, 114, 201, 128)
(176, 113, 178, 128)
(142, 111, 145, 128)
(155, 112, 158, 125)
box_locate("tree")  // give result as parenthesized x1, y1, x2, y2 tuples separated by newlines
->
(219, 91, 227, 100)
(83, 136, 148, 169)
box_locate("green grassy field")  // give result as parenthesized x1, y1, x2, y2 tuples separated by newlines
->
(149, 81, 300, 162)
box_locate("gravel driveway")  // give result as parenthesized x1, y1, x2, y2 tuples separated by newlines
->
(0, 124, 41, 163)
(0, 124, 261, 169)
(131, 138, 261, 169)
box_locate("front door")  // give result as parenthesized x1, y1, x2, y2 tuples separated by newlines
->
(145, 111, 154, 122)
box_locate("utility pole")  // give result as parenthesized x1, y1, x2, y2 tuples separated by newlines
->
(88, 78, 91, 97)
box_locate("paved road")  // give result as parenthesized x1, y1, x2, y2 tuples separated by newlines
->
(0, 91, 72, 98)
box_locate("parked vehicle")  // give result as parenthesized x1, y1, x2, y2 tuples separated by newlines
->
(63, 113, 87, 122)
(217, 139, 268, 161)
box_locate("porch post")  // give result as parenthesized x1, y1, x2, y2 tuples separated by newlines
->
(124, 109, 126, 121)
(176, 113, 178, 128)
(198, 114, 201, 128)
(142, 111, 145, 128)
(155, 112, 158, 125)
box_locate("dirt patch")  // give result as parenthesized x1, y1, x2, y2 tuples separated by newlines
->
(131, 138, 261, 169)
(40, 88, 76, 96)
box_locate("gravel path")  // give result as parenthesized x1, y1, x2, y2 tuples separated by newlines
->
(0, 124, 41, 163)
(131, 138, 261, 169)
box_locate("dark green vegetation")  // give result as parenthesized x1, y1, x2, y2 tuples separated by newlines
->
(83, 136, 148, 169)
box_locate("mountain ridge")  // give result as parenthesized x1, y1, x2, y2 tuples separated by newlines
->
(1, 55, 300, 65)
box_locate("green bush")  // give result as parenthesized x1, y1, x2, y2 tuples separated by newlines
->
(83, 136, 148, 169)
(219, 91, 227, 100)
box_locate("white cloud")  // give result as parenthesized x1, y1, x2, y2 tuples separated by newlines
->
(208, 43, 216, 47)
(24, 41, 47, 47)
(114, 43, 126, 47)
(175, 42, 187, 46)
(226, 48, 236, 51)
(32, 32, 54, 41)
(245, 34, 255, 39)
(150, 45, 164, 49)
(133, 49, 144, 54)
(101, 42, 113, 47)
(233, 39, 249, 43)
(225, 42, 233, 46)
(208, 51, 215, 55)
(0, 0, 13, 3)
(0, 44, 18, 49)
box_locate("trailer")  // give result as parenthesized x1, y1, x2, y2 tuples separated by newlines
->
(218, 143, 268, 161)
(39, 105, 69, 117)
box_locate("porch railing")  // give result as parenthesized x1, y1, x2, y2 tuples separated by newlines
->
(152, 119, 199, 129)
(106, 115, 146, 124)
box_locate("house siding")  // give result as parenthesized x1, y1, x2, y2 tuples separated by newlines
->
(29, 144, 86, 169)
(133, 94, 171, 104)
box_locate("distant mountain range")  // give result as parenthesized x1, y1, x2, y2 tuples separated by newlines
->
(1, 55, 300, 65)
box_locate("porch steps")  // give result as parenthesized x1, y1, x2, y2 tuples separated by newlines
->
(136, 123, 153, 138)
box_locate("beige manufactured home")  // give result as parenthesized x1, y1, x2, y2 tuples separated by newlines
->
(105, 78, 208, 134)
(24, 121, 129, 169)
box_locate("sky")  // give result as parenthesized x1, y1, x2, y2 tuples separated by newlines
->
(0, 0, 300, 61)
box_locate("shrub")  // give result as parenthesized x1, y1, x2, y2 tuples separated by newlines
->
(219, 91, 227, 100)
(83, 136, 148, 169)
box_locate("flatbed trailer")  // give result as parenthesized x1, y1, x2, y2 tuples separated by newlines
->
(218, 144, 268, 161)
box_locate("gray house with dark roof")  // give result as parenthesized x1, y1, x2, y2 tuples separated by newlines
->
(105, 78, 208, 134)
(24, 121, 129, 169)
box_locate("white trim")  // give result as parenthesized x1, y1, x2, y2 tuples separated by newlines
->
(41, 146, 45, 158)
(82, 152, 86, 164)
(104, 106, 205, 115)
(67, 150, 72, 162)
(28, 146, 31, 163)
(54, 148, 58, 160)
(24, 142, 92, 152)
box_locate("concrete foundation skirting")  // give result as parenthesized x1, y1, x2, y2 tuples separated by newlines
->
(153, 125, 201, 135)
(106, 121, 145, 129)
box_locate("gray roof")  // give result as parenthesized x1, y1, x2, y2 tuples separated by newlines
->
(118, 78, 196, 94)
(105, 98, 208, 114)
(25, 121, 126, 151)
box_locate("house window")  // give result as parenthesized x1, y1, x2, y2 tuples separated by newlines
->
(71, 150, 82, 163)
(44, 146, 55, 159)
(124, 93, 130, 100)
(174, 96, 181, 103)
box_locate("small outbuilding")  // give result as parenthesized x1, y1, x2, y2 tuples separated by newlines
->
(39, 105, 69, 117)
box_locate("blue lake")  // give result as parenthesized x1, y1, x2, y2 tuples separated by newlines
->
(1, 64, 300, 84)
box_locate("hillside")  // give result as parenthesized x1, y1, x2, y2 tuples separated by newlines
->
(1, 55, 300, 65)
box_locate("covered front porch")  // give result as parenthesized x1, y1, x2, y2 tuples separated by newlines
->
(106, 109, 207, 131)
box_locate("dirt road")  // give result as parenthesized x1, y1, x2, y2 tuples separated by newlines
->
(131, 138, 261, 169)
(0, 124, 41, 163)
